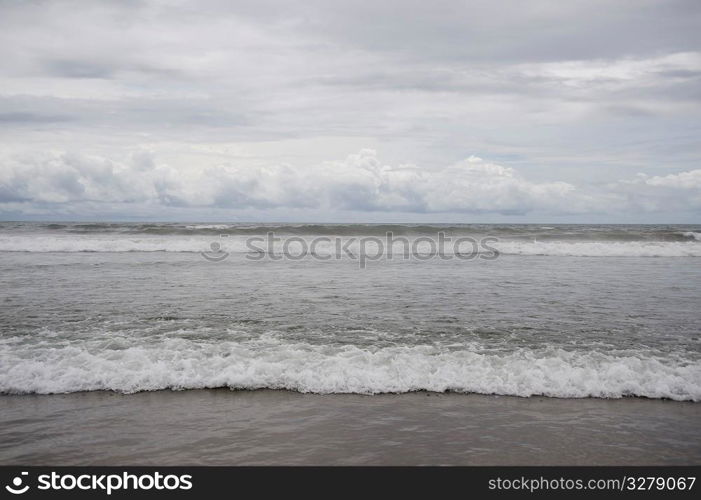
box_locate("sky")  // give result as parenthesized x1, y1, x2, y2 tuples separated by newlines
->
(0, 0, 700, 223)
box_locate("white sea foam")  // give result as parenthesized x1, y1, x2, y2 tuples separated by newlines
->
(495, 241, 701, 257)
(184, 224, 231, 230)
(0, 235, 209, 253)
(1, 336, 698, 400)
(0, 235, 700, 257)
(682, 231, 701, 241)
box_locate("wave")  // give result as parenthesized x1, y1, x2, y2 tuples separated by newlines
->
(0, 337, 698, 400)
(9, 222, 700, 241)
(37, 223, 462, 236)
(0, 235, 700, 256)
(0, 236, 211, 253)
(495, 241, 701, 257)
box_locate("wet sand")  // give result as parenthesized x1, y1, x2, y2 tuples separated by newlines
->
(0, 390, 699, 465)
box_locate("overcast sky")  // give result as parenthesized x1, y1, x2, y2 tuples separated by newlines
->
(0, 0, 700, 222)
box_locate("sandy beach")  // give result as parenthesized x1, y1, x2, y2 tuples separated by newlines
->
(1, 390, 699, 465)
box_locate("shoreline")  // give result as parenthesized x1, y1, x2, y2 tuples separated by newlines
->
(2, 386, 700, 402)
(2, 389, 699, 465)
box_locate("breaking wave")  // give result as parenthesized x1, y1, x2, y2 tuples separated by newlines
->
(1, 336, 698, 400)
(0, 235, 700, 257)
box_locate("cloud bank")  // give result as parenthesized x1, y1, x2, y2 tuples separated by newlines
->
(0, 0, 699, 221)
(1, 149, 698, 220)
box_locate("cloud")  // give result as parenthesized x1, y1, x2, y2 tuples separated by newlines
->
(0, 151, 154, 204)
(0, 149, 698, 218)
(0, 1, 699, 221)
(0, 112, 72, 124)
(608, 170, 701, 213)
(640, 169, 701, 189)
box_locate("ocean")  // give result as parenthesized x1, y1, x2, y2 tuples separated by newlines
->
(1, 222, 700, 401)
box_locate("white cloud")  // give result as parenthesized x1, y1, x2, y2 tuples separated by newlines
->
(641, 169, 701, 189)
(1, 149, 698, 219)
(0, 1, 699, 221)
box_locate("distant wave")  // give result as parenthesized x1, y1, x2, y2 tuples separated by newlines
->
(0, 235, 700, 256)
(0, 236, 212, 253)
(6, 222, 699, 241)
(495, 241, 701, 257)
(38, 223, 464, 236)
(1, 337, 698, 400)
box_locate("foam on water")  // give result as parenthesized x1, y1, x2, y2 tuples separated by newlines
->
(1, 335, 698, 400)
(1, 235, 700, 257)
(2, 223, 699, 403)
(495, 241, 701, 257)
(0, 235, 207, 253)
